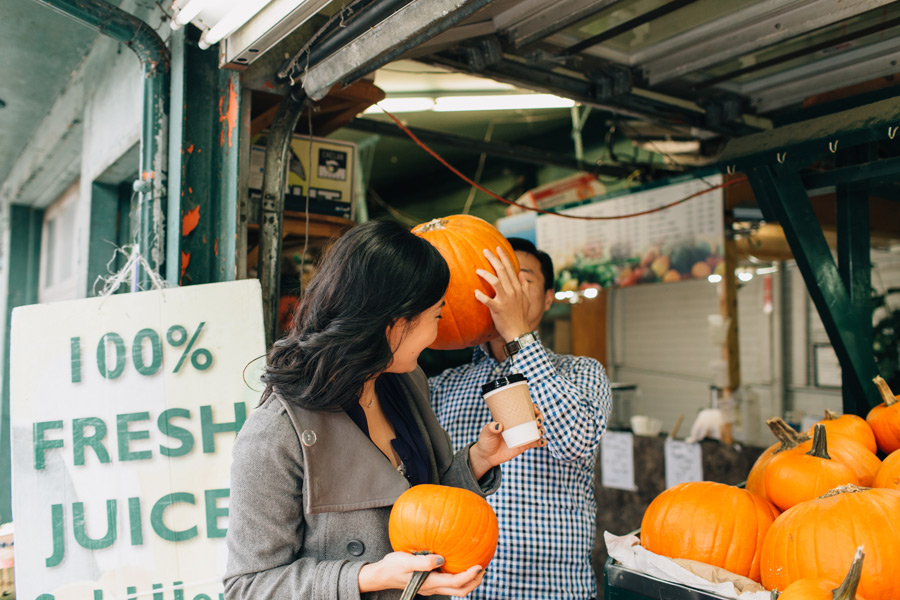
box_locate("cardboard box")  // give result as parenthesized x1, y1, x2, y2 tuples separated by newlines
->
(250, 136, 356, 219)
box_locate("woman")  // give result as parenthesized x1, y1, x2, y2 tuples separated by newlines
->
(224, 219, 541, 600)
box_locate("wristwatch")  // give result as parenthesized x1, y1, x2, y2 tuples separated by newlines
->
(503, 331, 538, 357)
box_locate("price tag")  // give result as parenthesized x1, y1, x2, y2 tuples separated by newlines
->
(664, 438, 703, 489)
(601, 431, 637, 491)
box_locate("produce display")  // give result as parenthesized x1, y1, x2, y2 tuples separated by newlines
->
(556, 238, 723, 292)
(639, 481, 778, 582)
(412, 215, 519, 350)
(389, 484, 498, 600)
(632, 383, 900, 598)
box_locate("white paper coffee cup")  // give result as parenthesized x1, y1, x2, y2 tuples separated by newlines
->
(481, 374, 540, 448)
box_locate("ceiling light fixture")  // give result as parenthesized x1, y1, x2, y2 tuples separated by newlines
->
(169, 0, 212, 30)
(364, 94, 576, 114)
(199, 0, 275, 49)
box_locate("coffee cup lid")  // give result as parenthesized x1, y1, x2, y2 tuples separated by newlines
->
(481, 373, 527, 395)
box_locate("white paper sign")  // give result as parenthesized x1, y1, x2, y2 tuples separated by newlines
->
(11, 280, 266, 600)
(601, 431, 637, 491)
(664, 438, 703, 489)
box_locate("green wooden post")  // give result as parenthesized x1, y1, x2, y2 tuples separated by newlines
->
(747, 165, 881, 412)
(1, 205, 44, 524)
(836, 144, 874, 415)
(168, 28, 242, 287)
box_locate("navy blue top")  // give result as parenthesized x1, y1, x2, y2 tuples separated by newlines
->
(345, 373, 430, 486)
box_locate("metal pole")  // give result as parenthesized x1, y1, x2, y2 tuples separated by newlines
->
(259, 90, 307, 347)
(31, 0, 169, 290)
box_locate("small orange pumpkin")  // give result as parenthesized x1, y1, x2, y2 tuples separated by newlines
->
(764, 424, 859, 511)
(796, 431, 881, 487)
(778, 547, 868, 600)
(872, 448, 900, 490)
(867, 376, 900, 454)
(412, 215, 519, 350)
(389, 484, 498, 599)
(760, 485, 900, 599)
(746, 417, 809, 503)
(640, 481, 778, 582)
(811, 409, 877, 454)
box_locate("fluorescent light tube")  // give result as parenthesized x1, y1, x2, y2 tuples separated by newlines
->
(433, 94, 575, 112)
(170, 0, 211, 30)
(199, 0, 274, 49)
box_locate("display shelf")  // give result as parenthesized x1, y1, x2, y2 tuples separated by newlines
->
(604, 557, 735, 600)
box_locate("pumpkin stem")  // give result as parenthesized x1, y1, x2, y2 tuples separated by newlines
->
(806, 424, 832, 460)
(766, 417, 811, 453)
(873, 375, 898, 407)
(413, 218, 447, 233)
(824, 409, 840, 421)
(400, 570, 432, 600)
(832, 546, 864, 600)
(820, 484, 869, 499)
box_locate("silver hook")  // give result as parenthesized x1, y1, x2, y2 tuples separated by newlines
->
(726, 164, 735, 175)
(889, 126, 898, 140)
(776, 152, 786, 164)
(828, 140, 839, 153)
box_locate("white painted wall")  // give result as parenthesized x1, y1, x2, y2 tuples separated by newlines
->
(606, 246, 900, 448)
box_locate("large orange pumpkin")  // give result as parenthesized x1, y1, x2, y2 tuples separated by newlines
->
(778, 547, 867, 600)
(412, 215, 519, 350)
(639, 481, 778, 582)
(765, 425, 859, 511)
(811, 409, 877, 454)
(746, 417, 810, 503)
(389, 484, 498, 574)
(868, 376, 900, 454)
(872, 449, 900, 490)
(760, 485, 900, 599)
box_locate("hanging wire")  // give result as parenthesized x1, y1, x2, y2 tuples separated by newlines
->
(376, 105, 746, 221)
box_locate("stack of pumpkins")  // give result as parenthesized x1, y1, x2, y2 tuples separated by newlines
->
(640, 376, 900, 599)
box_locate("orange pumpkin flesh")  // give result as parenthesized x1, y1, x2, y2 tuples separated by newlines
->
(389, 484, 498, 574)
(812, 409, 878, 454)
(765, 424, 859, 512)
(867, 376, 900, 454)
(746, 417, 809, 503)
(412, 215, 519, 350)
(872, 449, 900, 490)
(639, 481, 778, 582)
(778, 546, 868, 600)
(761, 485, 900, 600)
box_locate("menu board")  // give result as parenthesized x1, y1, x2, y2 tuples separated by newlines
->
(535, 174, 724, 291)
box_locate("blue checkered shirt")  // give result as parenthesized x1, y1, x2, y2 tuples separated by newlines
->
(428, 335, 611, 600)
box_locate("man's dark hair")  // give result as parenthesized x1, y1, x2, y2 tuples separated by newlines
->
(508, 237, 554, 292)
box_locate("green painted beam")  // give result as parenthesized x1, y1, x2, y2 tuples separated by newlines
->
(721, 95, 900, 170)
(801, 154, 900, 191)
(87, 182, 122, 295)
(169, 32, 242, 286)
(747, 165, 881, 413)
(1, 205, 43, 524)
(836, 145, 874, 416)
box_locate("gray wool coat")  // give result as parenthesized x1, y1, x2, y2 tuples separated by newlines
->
(223, 367, 501, 600)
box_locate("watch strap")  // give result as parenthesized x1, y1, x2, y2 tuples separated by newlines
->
(503, 331, 537, 357)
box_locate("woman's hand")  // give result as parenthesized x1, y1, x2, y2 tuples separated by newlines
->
(468, 405, 545, 479)
(358, 551, 485, 596)
(474, 247, 532, 342)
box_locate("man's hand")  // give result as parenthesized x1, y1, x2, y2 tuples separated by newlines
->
(474, 247, 531, 342)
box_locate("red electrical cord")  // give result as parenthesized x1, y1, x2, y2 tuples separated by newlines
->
(378, 106, 747, 221)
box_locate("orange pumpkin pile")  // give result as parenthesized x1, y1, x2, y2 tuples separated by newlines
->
(636, 375, 900, 598)
(412, 215, 519, 350)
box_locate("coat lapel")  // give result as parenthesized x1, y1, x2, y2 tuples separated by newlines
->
(276, 395, 411, 514)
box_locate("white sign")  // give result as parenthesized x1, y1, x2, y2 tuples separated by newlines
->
(600, 431, 637, 491)
(11, 280, 266, 600)
(664, 438, 703, 489)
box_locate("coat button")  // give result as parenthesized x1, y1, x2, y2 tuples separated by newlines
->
(301, 430, 317, 446)
(347, 539, 365, 556)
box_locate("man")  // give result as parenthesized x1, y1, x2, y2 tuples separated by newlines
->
(429, 237, 611, 600)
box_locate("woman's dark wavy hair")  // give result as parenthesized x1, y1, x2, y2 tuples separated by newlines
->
(261, 219, 449, 411)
